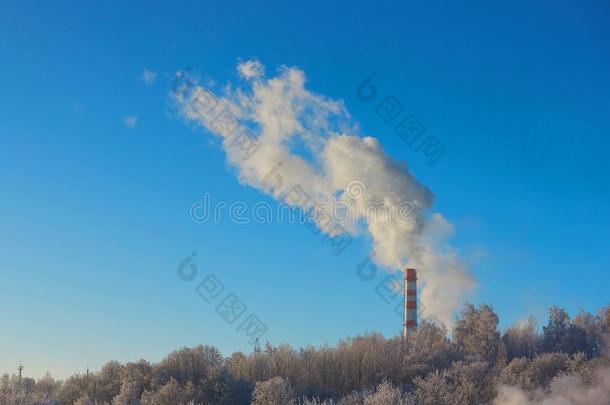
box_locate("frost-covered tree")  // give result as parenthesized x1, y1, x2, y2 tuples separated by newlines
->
(252, 376, 295, 405)
(363, 380, 412, 405)
(33, 372, 61, 399)
(573, 310, 604, 358)
(540, 306, 588, 354)
(57, 375, 88, 405)
(111, 359, 152, 404)
(97, 361, 123, 403)
(74, 396, 94, 405)
(453, 303, 501, 363)
(447, 361, 496, 404)
(500, 352, 570, 391)
(151, 345, 225, 403)
(403, 320, 456, 378)
(412, 370, 453, 405)
(0, 389, 59, 405)
(140, 378, 195, 405)
(503, 316, 538, 360)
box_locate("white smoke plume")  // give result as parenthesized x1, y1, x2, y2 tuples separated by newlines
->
(172, 60, 475, 327)
(495, 367, 610, 405)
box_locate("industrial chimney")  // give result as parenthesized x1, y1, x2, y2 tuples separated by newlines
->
(403, 268, 417, 338)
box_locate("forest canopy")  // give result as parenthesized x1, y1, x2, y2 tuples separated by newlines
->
(2, 304, 609, 405)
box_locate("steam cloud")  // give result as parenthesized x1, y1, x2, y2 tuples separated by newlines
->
(172, 60, 475, 327)
(495, 368, 610, 405)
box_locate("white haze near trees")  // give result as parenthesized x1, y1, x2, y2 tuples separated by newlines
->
(172, 60, 475, 327)
(495, 367, 610, 405)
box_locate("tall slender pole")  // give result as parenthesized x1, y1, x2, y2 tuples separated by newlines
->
(403, 270, 408, 340)
(404, 268, 417, 339)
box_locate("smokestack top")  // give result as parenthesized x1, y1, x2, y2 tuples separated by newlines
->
(405, 268, 417, 280)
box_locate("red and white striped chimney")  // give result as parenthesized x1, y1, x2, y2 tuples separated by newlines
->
(403, 268, 417, 338)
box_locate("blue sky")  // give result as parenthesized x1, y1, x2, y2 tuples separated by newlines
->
(1, 0, 609, 378)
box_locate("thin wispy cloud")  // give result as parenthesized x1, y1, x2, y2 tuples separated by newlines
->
(142, 69, 156, 85)
(237, 59, 265, 79)
(124, 115, 138, 128)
